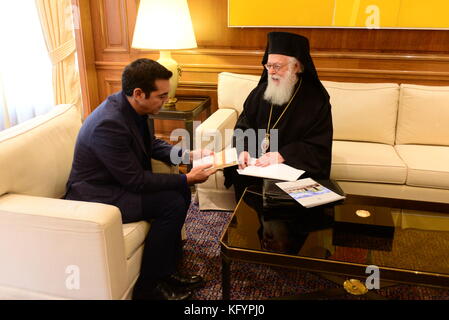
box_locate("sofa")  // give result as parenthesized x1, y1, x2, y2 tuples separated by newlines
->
(195, 72, 449, 211)
(0, 104, 178, 299)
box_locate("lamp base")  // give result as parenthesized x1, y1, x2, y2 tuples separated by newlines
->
(157, 50, 179, 104)
(163, 97, 178, 108)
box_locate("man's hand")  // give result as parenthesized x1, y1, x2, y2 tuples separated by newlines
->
(190, 149, 214, 162)
(238, 151, 251, 169)
(255, 152, 285, 167)
(185, 163, 216, 185)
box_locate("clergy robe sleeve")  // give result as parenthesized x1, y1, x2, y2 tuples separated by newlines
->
(232, 109, 251, 156)
(279, 100, 333, 179)
(232, 88, 260, 157)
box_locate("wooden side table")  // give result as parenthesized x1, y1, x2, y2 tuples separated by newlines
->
(148, 95, 212, 167)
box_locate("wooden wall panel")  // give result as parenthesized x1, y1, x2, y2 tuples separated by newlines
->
(73, 0, 100, 118)
(104, 78, 122, 97)
(77, 0, 449, 137)
(91, 0, 130, 56)
(103, 0, 129, 52)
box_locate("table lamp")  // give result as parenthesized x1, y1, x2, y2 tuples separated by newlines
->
(131, 0, 197, 107)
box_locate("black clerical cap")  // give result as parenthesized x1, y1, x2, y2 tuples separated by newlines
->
(266, 32, 310, 58)
(259, 32, 321, 89)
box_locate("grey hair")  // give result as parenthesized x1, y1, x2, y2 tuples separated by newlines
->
(288, 56, 304, 73)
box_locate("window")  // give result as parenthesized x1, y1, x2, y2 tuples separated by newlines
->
(0, 1, 54, 131)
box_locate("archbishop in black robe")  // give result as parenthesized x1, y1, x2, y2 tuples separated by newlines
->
(224, 32, 333, 202)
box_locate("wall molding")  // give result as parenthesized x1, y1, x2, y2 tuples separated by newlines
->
(130, 48, 449, 62)
(96, 51, 449, 88)
(95, 48, 449, 114)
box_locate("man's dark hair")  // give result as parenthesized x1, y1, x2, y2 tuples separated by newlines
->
(122, 58, 172, 97)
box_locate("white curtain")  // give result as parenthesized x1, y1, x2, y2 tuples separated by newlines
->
(0, 1, 53, 131)
(35, 0, 82, 117)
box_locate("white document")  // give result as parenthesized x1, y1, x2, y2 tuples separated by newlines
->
(237, 160, 304, 182)
(276, 178, 345, 208)
(192, 148, 239, 170)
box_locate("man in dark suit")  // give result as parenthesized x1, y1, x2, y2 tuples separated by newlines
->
(65, 58, 215, 300)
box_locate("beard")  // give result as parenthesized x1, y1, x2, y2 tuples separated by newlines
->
(263, 67, 299, 106)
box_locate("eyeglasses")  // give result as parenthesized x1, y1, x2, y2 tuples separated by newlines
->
(264, 63, 287, 72)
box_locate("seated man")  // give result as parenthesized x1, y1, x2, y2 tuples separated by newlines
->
(65, 58, 215, 300)
(224, 32, 333, 202)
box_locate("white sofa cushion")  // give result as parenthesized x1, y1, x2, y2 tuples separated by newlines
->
(331, 140, 407, 184)
(122, 221, 150, 260)
(0, 104, 81, 198)
(217, 72, 260, 115)
(322, 81, 399, 145)
(396, 84, 449, 146)
(395, 144, 449, 189)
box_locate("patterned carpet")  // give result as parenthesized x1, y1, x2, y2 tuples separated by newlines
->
(179, 196, 449, 300)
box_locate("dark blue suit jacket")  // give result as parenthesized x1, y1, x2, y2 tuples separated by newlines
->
(65, 91, 186, 222)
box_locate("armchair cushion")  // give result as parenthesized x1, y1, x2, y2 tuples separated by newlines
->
(122, 221, 150, 260)
(217, 72, 260, 114)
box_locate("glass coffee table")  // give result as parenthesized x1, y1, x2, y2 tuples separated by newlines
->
(220, 183, 449, 299)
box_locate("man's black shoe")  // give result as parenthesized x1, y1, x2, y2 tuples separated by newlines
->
(165, 273, 204, 289)
(132, 281, 191, 300)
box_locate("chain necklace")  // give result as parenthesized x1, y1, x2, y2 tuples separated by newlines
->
(261, 77, 303, 155)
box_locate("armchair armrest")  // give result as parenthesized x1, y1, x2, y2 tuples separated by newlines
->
(195, 108, 238, 151)
(0, 194, 128, 299)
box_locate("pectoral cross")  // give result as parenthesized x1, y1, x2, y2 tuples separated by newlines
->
(261, 133, 270, 155)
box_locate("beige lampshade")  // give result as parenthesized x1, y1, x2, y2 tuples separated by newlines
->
(132, 0, 197, 50)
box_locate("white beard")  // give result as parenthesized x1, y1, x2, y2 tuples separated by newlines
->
(263, 67, 298, 106)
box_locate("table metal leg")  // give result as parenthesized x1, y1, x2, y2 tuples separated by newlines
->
(221, 254, 231, 300)
(185, 120, 194, 171)
(185, 120, 193, 150)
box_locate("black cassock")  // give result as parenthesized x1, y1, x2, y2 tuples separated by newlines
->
(224, 75, 333, 201)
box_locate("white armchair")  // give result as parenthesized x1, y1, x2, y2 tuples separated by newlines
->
(195, 72, 260, 211)
(0, 104, 178, 299)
